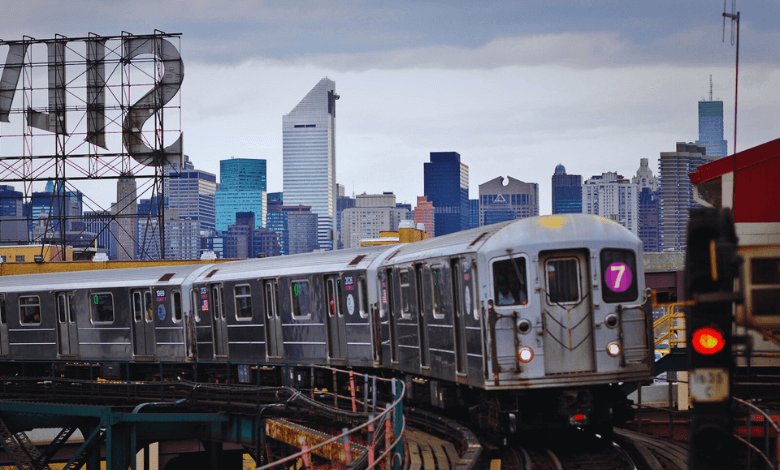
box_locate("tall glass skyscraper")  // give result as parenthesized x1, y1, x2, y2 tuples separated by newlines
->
(215, 158, 267, 231)
(696, 100, 728, 159)
(551, 164, 582, 214)
(423, 152, 469, 236)
(283, 78, 338, 251)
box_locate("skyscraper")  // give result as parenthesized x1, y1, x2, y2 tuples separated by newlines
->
(115, 175, 138, 260)
(215, 158, 267, 232)
(423, 152, 469, 236)
(166, 155, 218, 232)
(696, 80, 728, 159)
(659, 142, 714, 252)
(479, 176, 539, 226)
(283, 78, 338, 250)
(633, 158, 660, 252)
(413, 196, 435, 238)
(551, 164, 582, 214)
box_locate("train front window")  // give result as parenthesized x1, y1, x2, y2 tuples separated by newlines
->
(600, 249, 638, 303)
(545, 259, 580, 303)
(492, 258, 528, 306)
(19, 296, 41, 324)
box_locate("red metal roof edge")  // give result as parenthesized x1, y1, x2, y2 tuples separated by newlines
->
(689, 137, 780, 184)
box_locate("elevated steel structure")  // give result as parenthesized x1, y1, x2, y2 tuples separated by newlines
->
(0, 32, 183, 260)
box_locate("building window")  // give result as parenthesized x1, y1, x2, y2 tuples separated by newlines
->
(15, 255, 24, 263)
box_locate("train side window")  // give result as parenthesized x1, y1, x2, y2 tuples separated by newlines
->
(600, 249, 638, 303)
(291, 280, 312, 320)
(358, 276, 369, 319)
(492, 257, 528, 306)
(545, 258, 580, 304)
(90, 293, 114, 323)
(0, 294, 5, 324)
(19, 296, 41, 324)
(235, 284, 252, 320)
(432, 265, 445, 320)
(399, 269, 412, 319)
(172, 291, 183, 322)
(133, 292, 143, 322)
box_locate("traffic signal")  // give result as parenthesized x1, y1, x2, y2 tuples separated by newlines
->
(685, 207, 741, 470)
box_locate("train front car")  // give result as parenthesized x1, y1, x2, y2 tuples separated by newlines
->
(479, 214, 652, 433)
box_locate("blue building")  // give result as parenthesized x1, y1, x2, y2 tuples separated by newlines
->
(423, 152, 469, 236)
(551, 164, 582, 214)
(215, 158, 267, 231)
(0, 185, 26, 243)
(696, 100, 727, 160)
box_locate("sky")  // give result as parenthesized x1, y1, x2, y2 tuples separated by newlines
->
(1, 0, 779, 215)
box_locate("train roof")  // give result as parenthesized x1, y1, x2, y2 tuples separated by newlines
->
(382, 214, 640, 264)
(0, 263, 214, 293)
(194, 245, 394, 282)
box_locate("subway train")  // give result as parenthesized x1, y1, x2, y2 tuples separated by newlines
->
(0, 214, 654, 431)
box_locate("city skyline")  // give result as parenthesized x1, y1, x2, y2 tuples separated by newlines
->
(0, 2, 778, 217)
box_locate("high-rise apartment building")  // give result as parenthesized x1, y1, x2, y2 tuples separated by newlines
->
(340, 193, 409, 249)
(659, 142, 714, 252)
(479, 176, 539, 226)
(413, 196, 435, 237)
(551, 164, 582, 214)
(582, 172, 638, 234)
(215, 158, 267, 231)
(283, 78, 338, 250)
(632, 158, 660, 252)
(424, 152, 469, 236)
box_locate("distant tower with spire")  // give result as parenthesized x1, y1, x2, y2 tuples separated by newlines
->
(696, 75, 728, 159)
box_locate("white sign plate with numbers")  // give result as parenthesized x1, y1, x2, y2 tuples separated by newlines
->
(690, 368, 729, 403)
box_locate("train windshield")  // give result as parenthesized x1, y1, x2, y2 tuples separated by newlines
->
(492, 257, 528, 306)
(600, 249, 639, 303)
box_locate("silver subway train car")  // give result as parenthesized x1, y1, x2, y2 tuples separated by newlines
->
(0, 214, 653, 431)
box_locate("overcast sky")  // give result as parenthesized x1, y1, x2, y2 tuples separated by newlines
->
(2, 0, 779, 215)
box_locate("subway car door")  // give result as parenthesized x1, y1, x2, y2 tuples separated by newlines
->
(56, 292, 77, 357)
(210, 284, 228, 358)
(325, 275, 346, 360)
(131, 289, 151, 357)
(0, 295, 7, 356)
(263, 279, 283, 358)
(540, 250, 595, 374)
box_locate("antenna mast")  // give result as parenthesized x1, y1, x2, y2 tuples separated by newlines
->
(722, 0, 739, 155)
(709, 74, 713, 101)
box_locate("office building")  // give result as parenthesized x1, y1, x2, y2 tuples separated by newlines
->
(266, 198, 289, 255)
(659, 142, 714, 252)
(413, 196, 435, 238)
(166, 155, 218, 232)
(551, 164, 582, 214)
(225, 212, 255, 259)
(336, 190, 355, 250)
(340, 193, 410, 249)
(216, 158, 267, 232)
(696, 81, 728, 160)
(283, 78, 338, 250)
(423, 152, 469, 236)
(0, 185, 26, 243)
(633, 158, 660, 252)
(115, 175, 138, 260)
(254, 227, 281, 258)
(582, 172, 638, 234)
(285, 205, 319, 254)
(479, 176, 539, 226)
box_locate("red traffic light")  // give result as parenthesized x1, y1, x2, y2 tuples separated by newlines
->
(692, 326, 726, 355)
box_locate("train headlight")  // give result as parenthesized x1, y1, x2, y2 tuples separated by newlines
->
(606, 342, 621, 357)
(518, 347, 534, 363)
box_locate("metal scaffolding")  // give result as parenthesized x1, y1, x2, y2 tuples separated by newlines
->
(0, 31, 183, 260)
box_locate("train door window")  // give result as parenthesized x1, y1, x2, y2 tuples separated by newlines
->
(265, 281, 279, 319)
(545, 258, 580, 304)
(172, 291, 183, 322)
(491, 257, 528, 306)
(431, 265, 445, 319)
(68, 293, 76, 323)
(0, 295, 5, 324)
(144, 291, 153, 322)
(133, 292, 143, 322)
(90, 293, 114, 323)
(191, 289, 202, 322)
(600, 249, 638, 303)
(358, 276, 369, 319)
(19, 296, 41, 324)
(235, 284, 252, 320)
(325, 279, 337, 318)
(211, 286, 223, 320)
(58, 295, 67, 323)
(399, 269, 412, 319)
